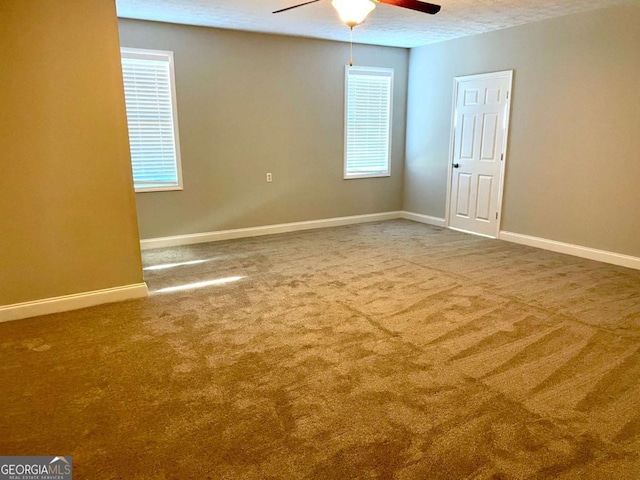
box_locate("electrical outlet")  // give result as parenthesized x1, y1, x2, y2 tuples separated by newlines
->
(266, 173, 273, 183)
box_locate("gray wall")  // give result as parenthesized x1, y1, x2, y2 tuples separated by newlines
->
(1, 0, 143, 306)
(118, 20, 409, 240)
(405, 4, 640, 257)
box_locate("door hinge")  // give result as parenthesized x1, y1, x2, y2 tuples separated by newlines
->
(501, 153, 504, 161)
(496, 212, 498, 220)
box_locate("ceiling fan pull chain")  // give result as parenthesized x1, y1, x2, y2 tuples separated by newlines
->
(349, 26, 354, 66)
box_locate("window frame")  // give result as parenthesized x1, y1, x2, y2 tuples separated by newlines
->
(120, 47, 184, 193)
(343, 65, 394, 180)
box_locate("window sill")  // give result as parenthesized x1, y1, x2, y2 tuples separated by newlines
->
(134, 185, 183, 193)
(344, 173, 391, 180)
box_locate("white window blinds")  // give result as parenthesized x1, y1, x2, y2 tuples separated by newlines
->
(121, 48, 182, 192)
(344, 66, 393, 179)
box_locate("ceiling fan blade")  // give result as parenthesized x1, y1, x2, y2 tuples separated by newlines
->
(273, 0, 322, 14)
(376, 0, 441, 15)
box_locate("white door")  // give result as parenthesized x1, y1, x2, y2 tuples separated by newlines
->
(447, 71, 513, 238)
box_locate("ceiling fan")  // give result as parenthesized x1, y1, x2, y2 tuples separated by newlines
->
(273, 0, 441, 27)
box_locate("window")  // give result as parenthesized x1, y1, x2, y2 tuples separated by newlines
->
(344, 66, 393, 179)
(120, 48, 183, 192)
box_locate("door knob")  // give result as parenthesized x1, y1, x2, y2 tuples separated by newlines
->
(452, 163, 460, 168)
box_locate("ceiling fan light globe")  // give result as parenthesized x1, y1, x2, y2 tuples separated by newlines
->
(331, 0, 376, 27)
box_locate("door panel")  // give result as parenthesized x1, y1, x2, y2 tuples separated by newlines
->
(485, 87, 502, 104)
(464, 88, 479, 106)
(476, 175, 493, 221)
(480, 113, 499, 161)
(456, 173, 472, 217)
(448, 71, 512, 238)
(460, 114, 476, 159)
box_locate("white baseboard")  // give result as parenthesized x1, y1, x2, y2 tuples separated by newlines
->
(499, 231, 640, 270)
(140, 211, 404, 250)
(0, 283, 149, 323)
(400, 211, 446, 227)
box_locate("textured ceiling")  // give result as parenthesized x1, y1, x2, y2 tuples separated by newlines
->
(116, 0, 631, 48)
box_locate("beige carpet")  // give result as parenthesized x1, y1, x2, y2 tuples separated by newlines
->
(2, 220, 640, 479)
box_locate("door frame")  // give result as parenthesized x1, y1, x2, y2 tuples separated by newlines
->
(444, 70, 514, 239)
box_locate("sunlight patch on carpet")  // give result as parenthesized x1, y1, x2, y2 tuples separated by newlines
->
(154, 276, 244, 293)
(144, 259, 212, 271)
